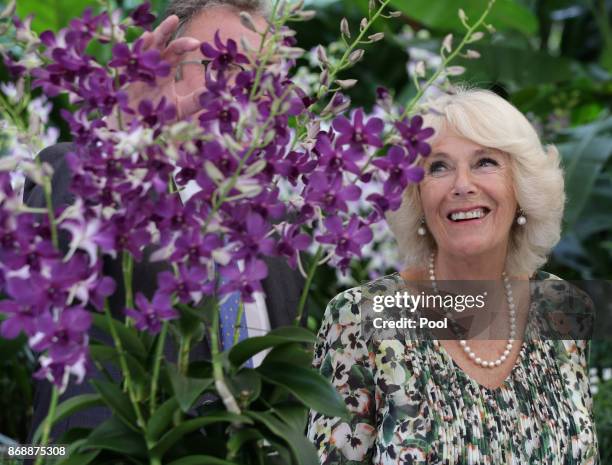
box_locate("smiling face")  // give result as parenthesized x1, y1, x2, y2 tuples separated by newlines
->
(419, 131, 518, 261)
(173, 6, 267, 97)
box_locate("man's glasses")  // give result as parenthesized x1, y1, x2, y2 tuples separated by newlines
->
(174, 59, 247, 81)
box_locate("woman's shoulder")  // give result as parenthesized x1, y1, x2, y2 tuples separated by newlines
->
(530, 269, 594, 353)
(322, 272, 406, 324)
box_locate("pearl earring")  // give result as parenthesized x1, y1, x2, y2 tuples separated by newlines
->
(417, 217, 427, 236)
(517, 208, 527, 225)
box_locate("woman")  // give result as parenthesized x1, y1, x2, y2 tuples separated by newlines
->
(307, 89, 599, 464)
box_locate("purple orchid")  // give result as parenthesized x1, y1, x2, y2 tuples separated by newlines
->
(131, 3, 156, 29)
(316, 215, 373, 261)
(201, 30, 249, 72)
(198, 99, 239, 134)
(158, 264, 210, 304)
(372, 145, 424, 195)
(109, 39, 170, 84)
(124, 292, 177, 334)
(276, 224, 311, 269)
(395, 115, 435, 159)
(304, 171, 361, 214)
(30, 307, 92, 365)
(218, 259, 268, 303)
(0, 278, 47, 338)
(332, 109, 383, 157)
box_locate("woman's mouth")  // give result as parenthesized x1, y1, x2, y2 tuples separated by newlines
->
(447, 207, 491, 223)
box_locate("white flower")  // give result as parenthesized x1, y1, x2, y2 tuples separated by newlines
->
(330, 422, 375, 461)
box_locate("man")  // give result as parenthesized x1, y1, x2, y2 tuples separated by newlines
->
(25, 0, 305, 439)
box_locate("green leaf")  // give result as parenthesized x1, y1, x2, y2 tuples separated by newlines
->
(455, 43, 581, 91)
(257, 362, 349, 420)
(89, 343, 149, 392)
(16, 0, 97, 33)
(389, 0, 537, 35)
(166, 456, 238, 465)
(152, 412, 252, 457)
(91, 313, 147, 362)
(227, 368, 261, 406)
(167, 362, 214, 413)
(82, 416, 148, 457)
(53, 450, 100, 465)
(228, 326, 316, 367)
(175, 302, 208, 339)
(90, 379, 137, 429)
(559, 119, 612, 228)
(32, 394, 104, 444)
(147, 397, 179, 441)
(246, 411, 319, 465)
(226, 428, 264, 458)
(272, 403, 309, 432)
(262, 342, 314, 368)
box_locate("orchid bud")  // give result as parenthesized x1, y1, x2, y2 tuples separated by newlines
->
(368, 0, 376, 13)
(0, 155, 21, 172)
(239, 11, 258, 32)
(340, 18, 351, 38)
(368, 32, 384, 42)
(485, 23, 496, 34)
(415, 61, 426, 78)
(245, 159, 267, 177)
(335, 79, 358, 89)
(446, 66, 466, 76)
(360, 18, 368, 31)
(297, 10, 316, 20)
(442, 34, 453, 53)
(458, 9, 468, 23)
(388, 11, 402, 17)
(317, 45, 329, 66)
(321, 92, 350, 116)
(464, 49, 480, 59)
(290, 0, 305, 12)
(279, 46, 305, 59)
(0, 0, 16, 19)
(320, 69, 329, 86)
(240, 36, 254, 53)
(348, 49, 365, 64)
(205, 161, 224, 183)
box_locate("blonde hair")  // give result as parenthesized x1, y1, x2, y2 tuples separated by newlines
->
(385, 88, 565, 276)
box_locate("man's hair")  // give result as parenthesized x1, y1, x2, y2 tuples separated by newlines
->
(164, 0, 269, 32)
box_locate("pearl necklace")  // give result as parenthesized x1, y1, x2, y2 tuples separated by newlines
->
(428, 253, 517, 368)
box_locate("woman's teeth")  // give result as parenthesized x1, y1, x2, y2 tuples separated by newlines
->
(449, 208, 487, 222)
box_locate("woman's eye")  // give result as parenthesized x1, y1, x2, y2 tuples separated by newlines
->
(428, 161, 447, 173)
(476, 157, 499, 168)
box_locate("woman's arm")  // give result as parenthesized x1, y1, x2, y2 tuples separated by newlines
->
(307, 288, 377, 464)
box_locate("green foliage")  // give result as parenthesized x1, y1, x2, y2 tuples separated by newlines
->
(594, 379, 612, 464)
(389, 0, 538, 35)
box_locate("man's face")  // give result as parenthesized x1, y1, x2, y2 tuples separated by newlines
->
(173, 6, 267, 97)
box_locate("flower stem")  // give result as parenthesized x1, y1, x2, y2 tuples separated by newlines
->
(400, 0, 496, 120)
(232, 300, 245, 345)
(316, 0, 392, 100)
(178, 334, 192, 376)
(34, 386, 58, 465)
(36, 156, 59, 249)
(122, 250, 134, 317)
(103, 300, 146, 431)
(294, 246, 323, 326)
(149, 321, 168, 416)
(209, 299, 240, 413)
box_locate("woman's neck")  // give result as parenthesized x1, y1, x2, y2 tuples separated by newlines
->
(434, 248, 508, 281)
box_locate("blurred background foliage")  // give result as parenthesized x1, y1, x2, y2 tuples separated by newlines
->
(1, 0, 611, 460)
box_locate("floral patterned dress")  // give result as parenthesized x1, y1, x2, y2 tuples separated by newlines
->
(307, 271, 599, 464)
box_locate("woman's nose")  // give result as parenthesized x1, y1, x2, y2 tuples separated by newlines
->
(450, 166, 477, 197)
